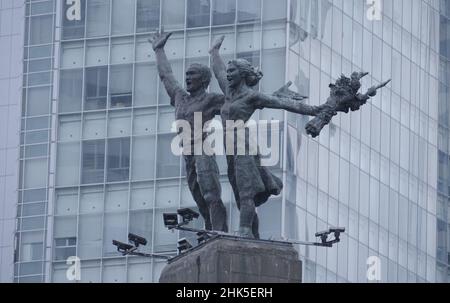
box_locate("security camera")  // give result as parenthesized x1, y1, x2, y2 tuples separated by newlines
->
(329, 227, 345, 233)
(315, 230, 330, 238)
(315, 230, 330, 244)
(197, 231, 211, 244)
(177, 238, 193, 254)
(330, 227, 345, 240)
(163, 213, 179, 228)
(177, 208, 199, 223)
(128, 233, 147, 247)
(112, 240, 133, 252)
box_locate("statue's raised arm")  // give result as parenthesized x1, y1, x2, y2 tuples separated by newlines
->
(150, 31, 184, 106)
(209, 35, 228, 94)
(305, 72, 391, 138)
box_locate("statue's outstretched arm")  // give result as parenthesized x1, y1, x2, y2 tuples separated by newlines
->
(209, 36, 228, 94)
(254, 82, 325, 116)
(150, 31, 183, 106)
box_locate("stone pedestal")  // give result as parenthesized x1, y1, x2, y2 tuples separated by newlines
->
(159, 235, 302, 283)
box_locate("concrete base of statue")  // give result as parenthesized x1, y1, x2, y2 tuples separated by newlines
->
(159, 234, 302, 283)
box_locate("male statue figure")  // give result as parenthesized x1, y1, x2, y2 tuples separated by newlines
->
(150, 31, 228, 232)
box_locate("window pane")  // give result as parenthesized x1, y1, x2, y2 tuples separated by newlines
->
(109, 64, 133, 108)
(134, 63, 157, 106)
(263, 0, 286, 21)
(107, 138, 130, 182)
(25, 130, 49, 145)
(82, 140, 105, 184)
(19, 262, 44, 276)
(86, 39, 108, 66)
(136, 0, 160, 33)
(78, 215, 102, 259)
(29, 58, 52, 73)
(27, 86, 50, 116)
(86, 0, 110, 37)
(29, 45, 52, 59)
(56, 142, 80, 187)
(111, 37, 134, 64)
(80, 186, 104, 214)
(212, 0, 235, 25)
(19, 232, 44, 262)
(111, 0, 135, 36)
(59, 114, 81, 141)
(103, 212, 127, 257)
(85, 66, 108, 110)
(30, 15, 53, 45)
(61, 41, 84, 69)
(19, 203, 46, 217)
(21, 216, 46, 231)
(132, 136, 155, 181)
(28, 72, 51, 86)
(237, 0, 261, 23)
(129, 210, 153, 253)
(162, 0, 185, 30)
(62, 0, 86, 39)
(156, 134, 180, 178)
(54, 216, 77, 239)
(59, 69, 83, 113)
(24, 159, 48, 189)
(22, 189, 47, 203)
(55, 188, 78, 216)
(187, 0, 210, 28)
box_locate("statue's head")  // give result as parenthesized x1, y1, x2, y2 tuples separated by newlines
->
(227, 59, 263, 88)
(185, 63, 212, 93)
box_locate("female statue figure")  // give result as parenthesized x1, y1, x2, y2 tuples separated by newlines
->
(209, 36, 333, 238)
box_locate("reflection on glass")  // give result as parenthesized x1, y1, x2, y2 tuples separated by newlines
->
(107, 137, 131, 182)
(62, 0, 86, 40)
(85, 66, 108, 110)
(82, 139, 105, 184)
(187, 0, 211, 28)
(109, 64, 133, 108)
(237, 0, 261, 22)
(136, 0, 160, 33)
(60, 69, 83, 113)
(212, 0, 235, 25)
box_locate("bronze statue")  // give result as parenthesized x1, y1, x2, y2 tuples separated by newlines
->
(150, 32, 228, 232)
(305, 72, 391, 137)
(151, 30, 391, 240)
(209, 36, 334, 238)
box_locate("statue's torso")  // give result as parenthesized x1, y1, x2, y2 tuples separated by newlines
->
(220, 90, 257, 124)
(175, 91, 222, 126)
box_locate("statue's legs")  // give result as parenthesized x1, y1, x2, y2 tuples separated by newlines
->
(239, 198, 256, 238)
(196, 155, 228, 232)
(185, 156, 212, 230)
(227, 155, 260, 239)
(252, 213, 260, 239)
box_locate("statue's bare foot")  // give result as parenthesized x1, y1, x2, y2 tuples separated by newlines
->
(238, 227, 255, 239)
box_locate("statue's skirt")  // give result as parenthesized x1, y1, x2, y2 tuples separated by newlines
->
(226, 153, 283, 207)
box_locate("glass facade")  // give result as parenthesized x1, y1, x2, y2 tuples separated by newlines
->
(5, 0, 448, 283)
(0, 1, 24, 283)
(287, 0, 447, 283)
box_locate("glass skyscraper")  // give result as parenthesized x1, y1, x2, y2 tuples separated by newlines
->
(0, 0, 448, 283)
